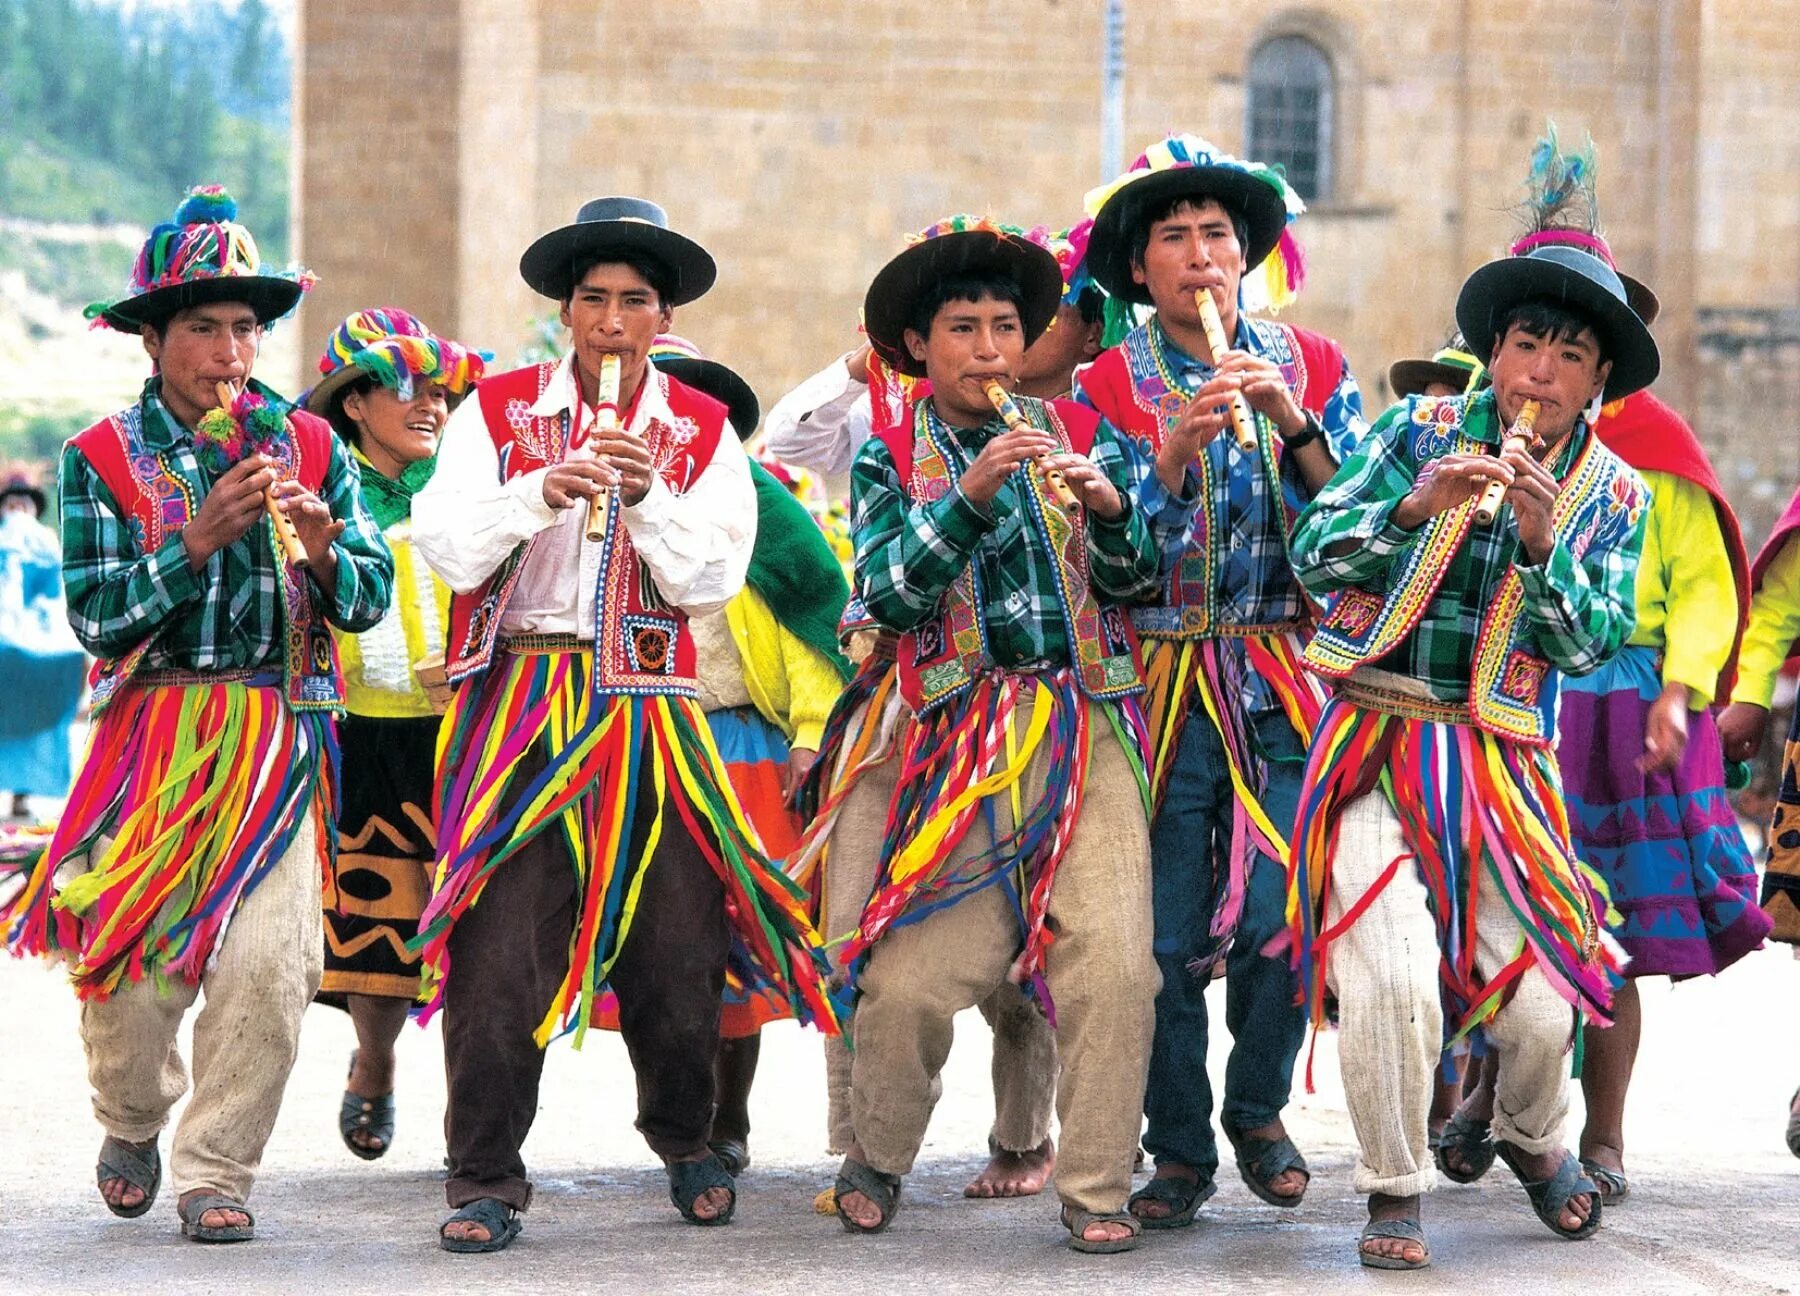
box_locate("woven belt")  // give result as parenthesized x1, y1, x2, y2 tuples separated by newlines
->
(131, 667, 276, 688)
(499, 632, 587, 655)
(1208, 619, 1306, 640)
(1335, 673, 1470, 726)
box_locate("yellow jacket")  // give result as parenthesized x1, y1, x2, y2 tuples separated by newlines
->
(724, 586, 844, 751)
(333, 521, 454, 719)
(1627, 470, 1740, 708)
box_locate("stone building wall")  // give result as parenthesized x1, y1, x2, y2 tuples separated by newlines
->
(296, 0, 1797, 535)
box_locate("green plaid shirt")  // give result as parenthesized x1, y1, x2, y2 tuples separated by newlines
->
(852, 403, 1189, 669)
(61, 382, 393, 670)
(1291, 389, 1644, 699)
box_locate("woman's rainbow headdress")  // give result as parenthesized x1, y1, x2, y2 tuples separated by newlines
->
(303, 307, 489, 424)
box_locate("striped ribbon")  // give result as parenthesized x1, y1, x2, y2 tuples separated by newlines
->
(2, 680, 331, 999)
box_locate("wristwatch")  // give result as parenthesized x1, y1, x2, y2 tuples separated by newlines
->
(1284, 408, 1325, 449)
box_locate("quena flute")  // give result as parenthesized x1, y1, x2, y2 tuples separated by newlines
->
(583, 353, 624, 542)
(982, 378, 1081, 515)
(1194, 290, 1260, 453)
(215, 381, 308, 565)
(1473, 398, 1542, 525)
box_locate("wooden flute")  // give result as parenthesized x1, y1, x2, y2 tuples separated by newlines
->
(1194, 290, 1259, 452)
(583, 353, 624, 542)
(215, 381, 308, 565)
(982, 378, 1081, 515)
(1473, 398, 1542, 525)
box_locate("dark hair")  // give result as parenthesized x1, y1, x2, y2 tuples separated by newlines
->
(324, 374, 378, 441)
(1074, 285, 1105, 326)
(564, 250, 673, 306)
(1129, 193, 1250, 275)
(904, 272, 1026, 343)
(1493, 300, 1609, 366)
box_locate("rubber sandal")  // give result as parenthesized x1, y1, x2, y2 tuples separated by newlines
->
(668, 1152, 736, 1226)
(834, 1157, 901, 1234)
(96, 1136, 160, 1219)
(439, 1197, 520, 1253)
(340, 1050, 395, 1161)
(179, 1192, 254, 1243)
(1062, 1206, 1142, 1254)
(1434, 1110, 1495, 1184)
(1359, 1217, 1431, 1270)
(709, 1137, 750, 1177)
(1225, 1125, 1310, 1207)
(1127, 1172, 1216, 1229)
(1580, 1157, 1630, 1203)
(1494, 1142, 1603, 1240)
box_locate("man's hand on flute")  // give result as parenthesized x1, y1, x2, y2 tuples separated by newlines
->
(271, 479, 347, 590)
(960, 420, 1058, 509)
(1391, 454, 1512, 532)
(1040, 452, 1126, 521)
(1212, 351, 1306, 439)
(588, 428, 654, 506)
(181, 454, 278, 571)
(1497, 443, 1562, 564)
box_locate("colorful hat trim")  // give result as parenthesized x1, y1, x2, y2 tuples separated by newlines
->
(1085, 133, 1307, 312)
(85, 186, 314, 333)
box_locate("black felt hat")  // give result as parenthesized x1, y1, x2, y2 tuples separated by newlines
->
(518, 196, 716, 305)
(1455, 245, 1660, 401)
(863, 222, 1063, 379)
(648, 335, 761, 438)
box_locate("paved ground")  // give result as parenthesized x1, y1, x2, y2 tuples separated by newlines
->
(4, 940, 1798, 1294)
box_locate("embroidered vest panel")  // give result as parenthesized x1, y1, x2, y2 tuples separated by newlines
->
(1084, 321, 1344, 639)
(878, 397, 1142, 715)
(444, 362, 725, 697)
(1303, 393, 1647, 745)
(72, 405, 343, 714)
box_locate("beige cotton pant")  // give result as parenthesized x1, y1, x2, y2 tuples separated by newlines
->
(1326, 785, 1577, 1198)
(819, 696, 1058, 1157)
(849, 700, 1158, 1214)
(79, 810, 324, 1205)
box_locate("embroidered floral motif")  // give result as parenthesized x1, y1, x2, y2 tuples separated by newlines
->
(1499, 649, 1549, 705)
(1328, 589, 1384, 638)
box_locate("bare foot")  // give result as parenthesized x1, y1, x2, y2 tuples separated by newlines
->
(1072, 1212, 1134, 1247)
(98, 1138, 155, 1213)
(964, 1138, 1055, 1198)
(1363, 1192, 1427, 1266)
(178, 1188, 250, 1233)
(1236, 1120, 1308, 1198)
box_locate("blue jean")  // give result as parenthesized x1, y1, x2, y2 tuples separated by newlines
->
(1141, 703, 1307, 1177)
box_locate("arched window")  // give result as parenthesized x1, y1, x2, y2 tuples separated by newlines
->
(1246, 35, 1333, 202)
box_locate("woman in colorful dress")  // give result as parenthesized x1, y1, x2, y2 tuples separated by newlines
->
(303, 308, 486, 1159)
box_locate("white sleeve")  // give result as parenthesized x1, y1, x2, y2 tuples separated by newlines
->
(621, 429, 756, 619)
(763, 353, 872, 477)
(412, 396, 558, 594)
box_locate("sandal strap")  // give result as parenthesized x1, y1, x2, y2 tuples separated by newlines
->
(1236, 1133, 1308, 1183)
(97, 1137, 158, 1190)
(443, 1197, 514, 1235)
(1063, 1207, 1142, 1239)
(834, 1158, 900, 1217)
(180, 1193, 253, 1226)
(1128, 1174, 1212, 1209)
(1361, 1218, 1426, 1243)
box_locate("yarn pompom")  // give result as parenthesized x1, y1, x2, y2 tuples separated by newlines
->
(173, 185, 239, 227)
(193, 387, 291, 475)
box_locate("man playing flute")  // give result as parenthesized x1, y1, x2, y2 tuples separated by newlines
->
(1285, 242, 1658, 1268)
(1074, 133, 1366, 1226)
(782, 220, 1103, 1203)
(411, 197, 838, 1253)
(2, 186, 393, 1244)
(828, 218, 1198, 1253)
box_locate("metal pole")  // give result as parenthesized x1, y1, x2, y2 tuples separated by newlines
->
(1101, 0, 1124, 183)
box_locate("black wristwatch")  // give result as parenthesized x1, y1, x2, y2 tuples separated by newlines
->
(1283, 408, 1325, 449)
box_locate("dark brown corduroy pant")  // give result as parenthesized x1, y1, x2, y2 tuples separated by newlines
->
(442, 752, 728, 1211)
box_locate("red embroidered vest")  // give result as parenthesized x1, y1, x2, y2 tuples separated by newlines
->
(1079, 319, 1346, 638)
(70, 402, 343, 714)
(875, 396, 1143, 715)
(444, 361, 725, 697)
